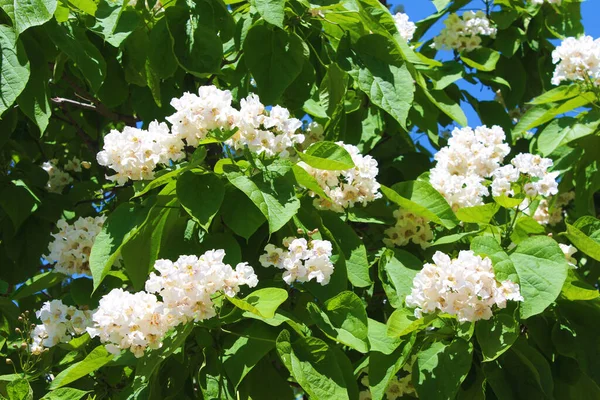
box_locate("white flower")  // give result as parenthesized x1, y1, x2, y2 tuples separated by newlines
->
(64, 156, 83, 173)
(260, 237, 335, 286)
(145, 251, 258, 324)
(44, 216, 107, 276)
(96, 121, 185, 185)
(560, 243, 578, 268)
(433, 11, 497, 52)
(405, 250, 523, 322)
(30, 300, 93, 355)
(531, 0, 561, 4)
(393, 12, 416, 42)
(299, 142, 381, 212)
(42, 160, 73, 193)
(87, 288, 172, 358)
(384, 209, 433, 249)
(551, 35, 600, 86)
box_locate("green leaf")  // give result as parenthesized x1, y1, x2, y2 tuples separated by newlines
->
(14, 0, 57, 35)
(252, 0, 285, 28)
(422, 88, 468, 127)
(476, 309, 519, 361)
(297, 142, 355, 170)
(225, 164, 300, 234)
(45, 20, 106, 92)
(276, 330, 351, 400)
(40, 388, 90, 400)
(68, 0, 97, 15)
(455, 203, 500, 224)
(414, 339, 473, 400)
(147, 18, 178, 79)
(431, 230, 482, 247)
(228, 288, 288, 319)
(198, 232, 242, 266)
(560, 269, 600, 301)
(0, 25, 30, 116)
(494, 195, 525, 209)
(353, 34, 415, 129)
(243, 24, 305, 104)
(471, 236, 518, 283)
(564, 216, 600, 262)
(0, 181, 40, 231)
(7, 378, 32, 400)
(509, 236, 569, 319)
(89, 202, 151, 290)
(378, 248, 421, 308)
(222, 323, 278, 389)
(177, 171, 225, 231)
(10, 272, 64, 300)
(460, 48, 500, 71)
(367, 318, 402, 355)
(166, 5, 223, 75)
(538, 117, 599, 157)
(91, 0, 140, 47)
(320, 211, 371, 288)
(291, 165, 331, 200)
(307, 291, 369, 353)
(49, 346, 114, 389)
(381, 181, 458, 229)
(386, 307, 434, 338)
(529, 84, 581, 105)
(221, 188, 266, 239)
(369, 332, 416, 400)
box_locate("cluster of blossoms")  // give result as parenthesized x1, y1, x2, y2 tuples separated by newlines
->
(551, 35, 600, 86)
(30, 300, 93, 355)
(359, 360, 416, 400)
(86, 250, 258, 357)
(145, 251, 258, 323)
(433, 11, 497, 52)
(96, 121, 185, 185)
(383, 209, 433, 249)
(560, 243, 578, 268)
(42, 160, 73, 193)
(491, 153, 559, 199)
(87, 289, 172, 358)
(393, 12, 416, 42)
(405, 250, 523, 322)
(299, 143, 382, 212)
(522, 191, 575, 225)
(260, 236, 335, 285)
(44, 216, 107, 276)
(430, 125, 510, 210)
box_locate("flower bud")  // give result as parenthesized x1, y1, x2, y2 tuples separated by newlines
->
(5, 358, 12, 365)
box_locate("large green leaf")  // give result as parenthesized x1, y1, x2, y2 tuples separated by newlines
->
(91, 0, 140, 47)
(10, 271, 64, 300)
(177, 171, 225, 231)
(276, 330, 352, 400)
(381, 181, 458, 228)
(7, 378, 32, 400)
(297, 142, 355, 170)
(45, 20, 106, 92)
(89, 202, 152, 290)
(40, 388, 90, 400)
(225, 164, 300, 234)
(228, 288, 288, 319)
(475, 309, 519, 361)
(251, 0, 285, 28)
(378, 248, 421, 308)
(0, 25, 30, 116)
(243, 24, 305, 104)
(307, 291, 369, 353)
(14, 0, 57, 35)
(414, 339, 473, 400)
(221, 187, 266, 239)
(564, 216, 600, 261)
(49, 346, 114, 389)
(460, 48, 500, 71)
(537, 116, 599, 156)
(509, 236, 569, 319)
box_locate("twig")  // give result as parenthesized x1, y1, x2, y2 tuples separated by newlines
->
(51, 97, 96, 111)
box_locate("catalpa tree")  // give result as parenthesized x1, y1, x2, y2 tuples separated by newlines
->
(0, 0, 598, 399)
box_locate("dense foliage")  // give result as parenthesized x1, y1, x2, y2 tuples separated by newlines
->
(0, 0, 599, 399)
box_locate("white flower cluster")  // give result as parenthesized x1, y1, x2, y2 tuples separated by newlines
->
(44, 216, 107, 276)
(96, 121, 185, 185)
(522, 191, 574, 226)
(145, 251, 258, 323)
(384, 209, 433, 249)
(87, 289, 172, 358)
(87, 250, 258, 357)
(551, 36, 600, 86)
(433, 11, 497, 52)
(405, 250, 523, 322)
(559, 243, 578, 268)
(430, 125, 510, 210)
(260, 237, 335, 285)
(299, 143, 382, 213)
(531, 0, 561, 5)
(30, 300, 93, 355)
(393, 12, 416, 42)
(42, 160, 73, 193)
(491, 153, 559, 199)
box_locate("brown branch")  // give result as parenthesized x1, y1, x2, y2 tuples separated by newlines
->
(51, 97, 96, 111)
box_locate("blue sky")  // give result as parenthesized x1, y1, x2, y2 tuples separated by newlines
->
(391, 0, 599, 145)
